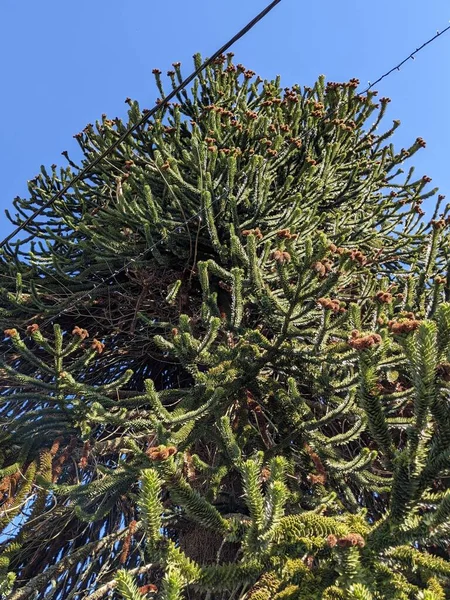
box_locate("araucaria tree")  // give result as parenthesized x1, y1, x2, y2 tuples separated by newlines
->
(0, 53, 450, 600)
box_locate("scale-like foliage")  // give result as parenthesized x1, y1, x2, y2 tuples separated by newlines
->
(0, 54, 449, 599)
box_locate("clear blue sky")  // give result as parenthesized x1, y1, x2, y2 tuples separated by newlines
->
(0, 0, 449, 241)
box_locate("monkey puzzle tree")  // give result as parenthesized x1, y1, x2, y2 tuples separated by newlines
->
(0, 53, 449, 599)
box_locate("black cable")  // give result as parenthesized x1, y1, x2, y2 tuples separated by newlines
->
(0, 0, 282, 250)
(362, 24, 450, 93)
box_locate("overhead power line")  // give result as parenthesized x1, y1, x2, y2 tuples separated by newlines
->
(363, 23, 450, 92)
(0, 0, 282, 250)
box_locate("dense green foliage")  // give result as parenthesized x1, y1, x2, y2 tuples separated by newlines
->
(0, 53, 449, 599)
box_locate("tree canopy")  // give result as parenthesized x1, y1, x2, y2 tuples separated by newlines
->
(0, 53, 449, 599)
